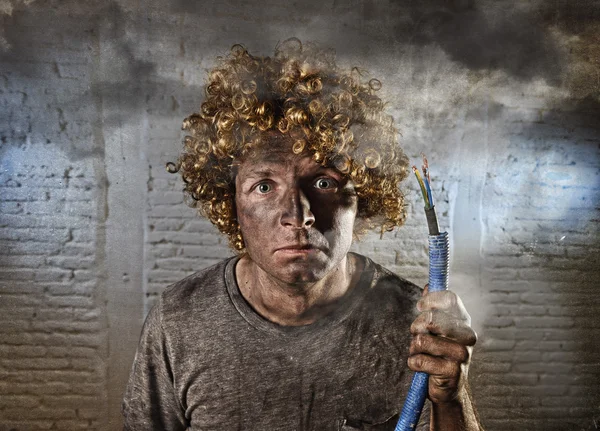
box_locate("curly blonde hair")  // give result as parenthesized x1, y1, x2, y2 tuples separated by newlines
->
(170, 39, 410, 251)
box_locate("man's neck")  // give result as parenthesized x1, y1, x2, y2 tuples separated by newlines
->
(235, 254, 362, 326)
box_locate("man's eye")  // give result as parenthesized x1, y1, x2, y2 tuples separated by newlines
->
(256, 183, 272, 194)
(314, 178, 337, 190)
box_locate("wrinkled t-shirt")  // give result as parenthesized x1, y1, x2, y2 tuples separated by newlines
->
(122, 253, 431, 430)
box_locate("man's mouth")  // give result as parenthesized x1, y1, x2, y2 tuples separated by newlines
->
(276, 244, 318, 254)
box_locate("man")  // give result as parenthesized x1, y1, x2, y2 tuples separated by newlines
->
(123, 39, 482, 430)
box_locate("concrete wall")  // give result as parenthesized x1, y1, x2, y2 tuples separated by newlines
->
(1, 0, 599, 430)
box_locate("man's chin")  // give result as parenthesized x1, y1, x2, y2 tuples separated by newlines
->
(272, 260, 328, 284)
(252, 249, 338, 284)
(278, 272, 322, 285)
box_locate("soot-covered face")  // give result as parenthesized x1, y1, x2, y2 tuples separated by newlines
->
(234, 141, 358, 284)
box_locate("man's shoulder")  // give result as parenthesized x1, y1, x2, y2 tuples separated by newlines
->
(351, 254, 422, 331)
(362, 255, 423, 304)
(159, 257, 235, 315)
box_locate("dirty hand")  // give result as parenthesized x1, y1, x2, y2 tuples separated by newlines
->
(408, 287, 477, 404)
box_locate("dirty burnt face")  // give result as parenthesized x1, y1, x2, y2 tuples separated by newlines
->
(234, 142, 358, 285)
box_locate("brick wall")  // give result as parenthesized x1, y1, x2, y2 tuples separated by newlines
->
(0, 2, 111, 429)
(468, 106, 600, 430)
(0, 149, 107, 429)
(1, 1, 599, 430)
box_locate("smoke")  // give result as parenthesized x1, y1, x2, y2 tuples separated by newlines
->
(0, 0, 36, 50)
(0, 0, 207, 160)
(2, 0, 597, 145)
(450, 272, 489, 338)
(165, 0, 598, 140)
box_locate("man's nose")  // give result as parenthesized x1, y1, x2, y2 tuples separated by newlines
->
(280, 187, 315, 229)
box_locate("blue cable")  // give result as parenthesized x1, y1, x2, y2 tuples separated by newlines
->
(395, 231, 449, 430)
(424, 180, 433, 209)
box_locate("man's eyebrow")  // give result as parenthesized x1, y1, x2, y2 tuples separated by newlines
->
(316, 166, 344, 179)
(240, 169, 277, 180)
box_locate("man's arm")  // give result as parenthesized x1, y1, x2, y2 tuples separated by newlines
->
(122, 302, 188, 431)
(409, 289, 484, 431)
(429, 385, 481, 431)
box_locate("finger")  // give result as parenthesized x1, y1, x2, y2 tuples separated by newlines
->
(407, 353, 460, 378)
(410, 310, 478, 346)
(417, 290, 471, 322)
(410, 333, 470, 363)
(422, 284, 429, 296)
(408, 354, 469, 404)
(417, 290, 461, 312)
(428, 374, 463, 404)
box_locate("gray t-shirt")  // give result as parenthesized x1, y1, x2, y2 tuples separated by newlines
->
(122, 254, 431, 430)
